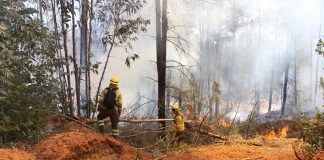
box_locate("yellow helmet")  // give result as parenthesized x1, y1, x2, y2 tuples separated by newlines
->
(110, 76, 119, 85)
(172, 103, 180, 111)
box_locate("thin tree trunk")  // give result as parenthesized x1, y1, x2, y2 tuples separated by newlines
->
(71, 0, 81, 117)
(315, 0, 323, 108)
(87, 0, 93, 118)
(60, 0, 74, 116)
(51, 0, 67, 114)
(160, 0, 168, 127)
(226, 0, 236, 114)
(94, 35, 115, 110)
(214, 36, 221, 119)
(80, 0, 89, 115)
(281, 58, 290, 117)
(268, 68, 274, 115)
(268, 6, 278, 115)
(255, 0, 262, 116)
(166, 70, 171, 109)
(39, 0, 43, 21)
(293, 40, 298, 116)
(309, 40, 313, 109)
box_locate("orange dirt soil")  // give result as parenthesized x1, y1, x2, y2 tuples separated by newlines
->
(166, 137, 308, 160)
(313, 151, 324, 160)
(0, 149, 35, 160)
(33, 131, 150, 160)
(0, 121, 151, 160)
(167, 143, 297, 160)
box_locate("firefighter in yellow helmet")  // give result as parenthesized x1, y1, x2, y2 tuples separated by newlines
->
(97, 76, 122, 138)
(171, 103, 185, 146)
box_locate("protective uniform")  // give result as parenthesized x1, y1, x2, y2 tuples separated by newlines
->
(172, 103, 185, 146)
(97, 76, 122, 137)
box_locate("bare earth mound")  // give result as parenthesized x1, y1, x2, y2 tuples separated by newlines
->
(33, 131, 150, 160)
(0, 149, 36, 160)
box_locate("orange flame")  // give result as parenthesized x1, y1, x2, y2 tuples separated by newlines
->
(266, 126, 289, 138)
(267, 127, 276, 138)
(279, 125, 289, 138)
(218, 119, 230, 127)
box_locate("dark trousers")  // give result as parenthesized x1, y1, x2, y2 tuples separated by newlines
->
(97, 108, 119, 135)
(171, 131, 184, 147)
(175, 131, 184, 143)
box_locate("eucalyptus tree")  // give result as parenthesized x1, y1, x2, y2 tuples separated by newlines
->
(0, 0, 62, 142)
(94, 0, 150, 112)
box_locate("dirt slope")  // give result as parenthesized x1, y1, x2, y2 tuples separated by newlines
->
(33, 131, 150, 160)
(0, 120, 151, 160)
(0, 149, 36, 160)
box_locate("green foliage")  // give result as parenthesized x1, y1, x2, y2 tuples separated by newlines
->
(125, 54, 139, 67)
(315, 39, 324, 56)
(0, 0, 61, 143)
(317, 39, 324, 102)
(298, 112, 324, 150)
(97, 0, 150, 65)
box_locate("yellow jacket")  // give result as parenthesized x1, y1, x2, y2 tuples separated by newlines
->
(174, 111, 185, 132)
(97, 85, 122, 113)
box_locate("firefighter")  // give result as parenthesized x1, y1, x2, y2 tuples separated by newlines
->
(97, 76, 122, 138)
(171, 103, 185, 146)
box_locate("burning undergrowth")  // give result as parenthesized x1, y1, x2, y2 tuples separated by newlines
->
(265, 125, 289, 138)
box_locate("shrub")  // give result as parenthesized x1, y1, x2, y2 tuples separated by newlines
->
(0, 0, 61, 143)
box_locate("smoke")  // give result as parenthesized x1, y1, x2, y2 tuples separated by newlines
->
(82, 0, 324, 119)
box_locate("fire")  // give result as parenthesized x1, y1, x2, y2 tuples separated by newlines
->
(279, 125, 289, 138)
(218, 119, 230, 127)
(265, 126, 289, 138)
(267, 127, 276, 138)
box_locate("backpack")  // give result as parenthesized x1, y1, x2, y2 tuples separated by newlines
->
(103, 87, 117, 109)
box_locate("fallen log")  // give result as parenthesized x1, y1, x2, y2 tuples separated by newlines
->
(86, 118, 226, 140)
(86, 118, 209, 124)
(86, 118, 176, 123)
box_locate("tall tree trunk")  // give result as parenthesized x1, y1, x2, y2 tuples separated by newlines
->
(309, 40, 313, 109)
(226, 0, 236, 114)
(268, 6, 278, 115)
(281, 54, 290, 117)
(268, 68, 274, 115)
(60, 0, 74, 116)
(87, 0, 93, 118)
(39, 0, 43, 21)
(71, 0, 81, 116)
(80, 0, 89, 115)
(51, 0, 67, 114)
(214, 36, 221, 119)
(314, 0, 323, 109)
(255, 0, 262, 116)
(94, 35, 115, 112)
(166, 70, 171, 110)
(155, 0, 167, 128)
(293, 40, 298, 116)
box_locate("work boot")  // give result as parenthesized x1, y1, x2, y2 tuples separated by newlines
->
(99, 125, 105, 134)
